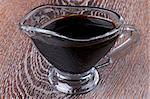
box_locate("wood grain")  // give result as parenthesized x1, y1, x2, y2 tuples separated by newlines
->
(0, 0, 149, 99)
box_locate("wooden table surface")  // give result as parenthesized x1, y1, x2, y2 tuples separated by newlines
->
(0, 0, 149, 99)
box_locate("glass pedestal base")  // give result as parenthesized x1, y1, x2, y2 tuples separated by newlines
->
(48, 67, 99, 94)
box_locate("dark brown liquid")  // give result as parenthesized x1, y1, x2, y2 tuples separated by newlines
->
(32, 15, 118, 74)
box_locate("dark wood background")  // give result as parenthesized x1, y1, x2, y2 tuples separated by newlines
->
(0, 0, 149, 99)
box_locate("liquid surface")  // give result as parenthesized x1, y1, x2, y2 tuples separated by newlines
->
(32, 15, 117, 74)
(44, 15, 115, 39)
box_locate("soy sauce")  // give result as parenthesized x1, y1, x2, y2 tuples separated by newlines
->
(32, 15, 118, 74)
